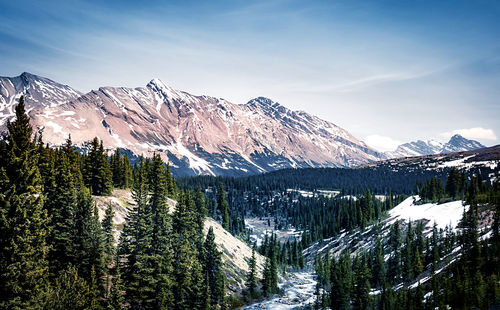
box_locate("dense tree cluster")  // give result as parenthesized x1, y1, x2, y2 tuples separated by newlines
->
(0, 98, 226, 309)
(313, 169, 500, 309)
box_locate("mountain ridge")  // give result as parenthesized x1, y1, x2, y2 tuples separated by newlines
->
(386, 134, 485, 158)
(0, 72, 383, 176)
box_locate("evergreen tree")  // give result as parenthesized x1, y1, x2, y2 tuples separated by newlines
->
(122, 154, 133, 189)
(148, 154, 174, 309)
(83, 137, 112, 196)
(0, 96, 50, 309)
(330, 251, 352, 310)
(217, 182, 230, 230)
(73, 187, 104, 282)
(118, 158, 156, 308)
(45, 265, 92, 310)
(203, 227, 225, 308)
(246, 248, 258, 298)
(353, 255, 371, 310)
(45, 152, 77, 275)
(372, 237, 386, 287)
(102, 202, 115, 268)
(172, 191, 204, 309)
(107, 266, 124, 310)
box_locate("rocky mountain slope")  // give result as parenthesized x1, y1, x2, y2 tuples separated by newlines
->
(0, 72, 81, 126)
(386, 134, 485, 158)
(0, 72, 382, 176)
(94, 189, 266, 293)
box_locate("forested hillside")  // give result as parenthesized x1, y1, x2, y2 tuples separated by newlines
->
(0, 97, 228, 309)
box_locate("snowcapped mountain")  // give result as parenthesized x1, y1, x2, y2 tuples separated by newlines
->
(0, 72, 383, 176)
(0, 72, 82, 126)
(441, 134, 485, 153)
(386, 135, 485, 158)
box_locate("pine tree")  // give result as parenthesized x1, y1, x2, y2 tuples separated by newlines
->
(102, 202, 115, 267)
(111, 149, 123, 188)
(107, 266, 124, 310)
(353, 255, 371, 310)
(118, 157, 156, 308)
(372, 237, 386, 287)
(172, 191, 204, 309)
(246, 248, 258, 298)
(330, 251, 351, 310)
(73, 186, 104, 282)
(45, 265, 91, 310)
(0, 96, 50, 309)
(122, 154, 133, 189)
(45, 152, 77, 275)
(217, 182, 230, 230)
(203, 227, 225, 308)
(148, 154, 174, 309)
(83, 137, 112, 196)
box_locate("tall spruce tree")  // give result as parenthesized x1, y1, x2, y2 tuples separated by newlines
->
(0, 96, 50, 309)
(83, 137, 112, 196)
(118, 157, 157, 308)
(148, 154, 174, 309)
(172, 191, 205, 309)
(45, 152, 77, 275)
(217, 182, 230, 230)
(102, 202, 115, 267)
(203, 227, 225, 308)
(246, 248, 258, 298)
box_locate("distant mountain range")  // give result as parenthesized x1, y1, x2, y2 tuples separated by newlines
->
(385, 135, 486, 158)
(0, 72, 383, 176)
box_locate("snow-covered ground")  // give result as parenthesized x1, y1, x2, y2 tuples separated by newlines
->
(243, 272, 317, 310)
(388, 196, 468, 230)
(304, 196, 469, 263)
(246, 218, 302, 247)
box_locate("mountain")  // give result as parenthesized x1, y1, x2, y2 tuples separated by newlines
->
(386, 134, 485, 158)
(441, 134, 485, 153)
(0, 72, 81, 126)
(0, 72, 383, 176)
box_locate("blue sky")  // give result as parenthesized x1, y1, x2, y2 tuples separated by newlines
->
(1, 0, 499, 150)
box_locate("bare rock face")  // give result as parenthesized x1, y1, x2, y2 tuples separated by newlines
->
(0, 72, 384, 176)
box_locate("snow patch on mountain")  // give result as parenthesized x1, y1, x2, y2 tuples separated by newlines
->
(388, 196, 467, 230)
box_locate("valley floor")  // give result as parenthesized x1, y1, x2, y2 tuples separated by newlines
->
(242, 271, 317, 310)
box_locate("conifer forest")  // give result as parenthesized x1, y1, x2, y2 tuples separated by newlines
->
(1, 97, 499, 310)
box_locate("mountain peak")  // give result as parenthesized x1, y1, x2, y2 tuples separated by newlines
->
(248, 97, 275, 105)
(20, 71, 36, 78)
(147, 78, 171, 90)
(448, 134, 468, 143)
(246, 97, 284, 110)
(443, 134, 485, 153)
(386, 134, 485, 158)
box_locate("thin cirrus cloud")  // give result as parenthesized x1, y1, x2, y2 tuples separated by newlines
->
(440, 128, 497, 141)
(0, 0, 499, 146)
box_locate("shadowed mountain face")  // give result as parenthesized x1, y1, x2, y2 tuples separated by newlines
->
(1, 73, 384, 176)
